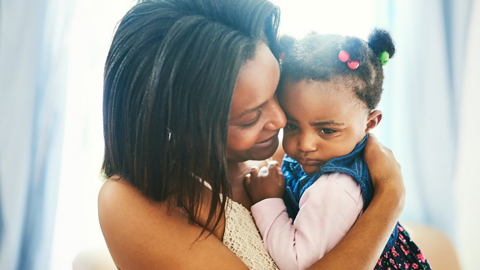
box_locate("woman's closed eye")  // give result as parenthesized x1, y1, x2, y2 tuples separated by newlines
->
(238, 111, 261, 128)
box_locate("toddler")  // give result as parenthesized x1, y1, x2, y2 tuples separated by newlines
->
(245, 29, 431, 270)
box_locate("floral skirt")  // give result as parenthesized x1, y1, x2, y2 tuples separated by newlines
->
(374, 223, 432, 270)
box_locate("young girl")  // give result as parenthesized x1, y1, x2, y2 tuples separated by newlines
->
(245, 29, 431, 270)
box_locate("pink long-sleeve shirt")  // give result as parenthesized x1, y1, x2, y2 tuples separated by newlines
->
(250, 172, 364, 270)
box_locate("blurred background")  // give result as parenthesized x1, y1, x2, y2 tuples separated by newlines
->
(0, 0, 478, 269)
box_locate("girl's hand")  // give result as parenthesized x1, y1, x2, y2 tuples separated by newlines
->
(364, 134, 405, 206)
(244, 161, 285, 205)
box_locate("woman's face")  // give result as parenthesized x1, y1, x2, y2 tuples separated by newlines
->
(226, 43, 286, 162)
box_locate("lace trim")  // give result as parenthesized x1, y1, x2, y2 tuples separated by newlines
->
(223, 198, 278, 270)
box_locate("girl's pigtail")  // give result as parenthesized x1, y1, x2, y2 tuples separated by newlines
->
(368, 29, 395, 65)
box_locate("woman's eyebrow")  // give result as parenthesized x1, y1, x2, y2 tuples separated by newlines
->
(311, 120, 345, 126)
(232, 101, 267, 120)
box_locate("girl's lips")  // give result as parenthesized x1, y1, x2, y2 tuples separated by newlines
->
(297, 158, 323, 166)
(252, 133, 278, 148)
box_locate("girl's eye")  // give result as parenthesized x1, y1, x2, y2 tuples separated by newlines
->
(285, 123, 298, 131)
(320, 128, 337, 135)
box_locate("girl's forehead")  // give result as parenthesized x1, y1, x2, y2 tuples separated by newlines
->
(280, 80, 367, 120)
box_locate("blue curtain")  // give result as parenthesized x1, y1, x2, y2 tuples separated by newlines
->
(0, 0, 76, 269)
(373, 0, 474, 240)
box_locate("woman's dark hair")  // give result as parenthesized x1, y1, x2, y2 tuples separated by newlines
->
(102, 0, 280, 234)
(279, 29, 395, 110)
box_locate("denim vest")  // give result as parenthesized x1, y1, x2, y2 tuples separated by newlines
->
(282, 134, 399, 252)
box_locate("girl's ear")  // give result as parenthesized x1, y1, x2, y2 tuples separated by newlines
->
(365, 110, 382, 133)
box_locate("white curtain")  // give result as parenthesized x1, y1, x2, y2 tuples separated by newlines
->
(374, 1, 479, 269)
(455, 1, 480, 269)
(374, 0, 458, 236)
(0, 0, 76, 269)
(48, 1, 135, 269)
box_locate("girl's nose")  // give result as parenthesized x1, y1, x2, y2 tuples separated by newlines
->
(297, 132, 317, 153)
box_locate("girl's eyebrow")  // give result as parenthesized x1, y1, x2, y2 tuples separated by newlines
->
(311, 120, 345, 126)
(285, 114, 298, 122)
(232, 101, 267, 120)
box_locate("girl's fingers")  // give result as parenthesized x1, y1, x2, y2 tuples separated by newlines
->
(244, 173, 251, 186)
(250, 166, 260, 178)
(267, 160, 278, 168)
(258, 166, 269, 177)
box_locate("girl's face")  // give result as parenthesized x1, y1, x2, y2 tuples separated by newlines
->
(226, 43, 286, 162)
(279, 80, 381, 174)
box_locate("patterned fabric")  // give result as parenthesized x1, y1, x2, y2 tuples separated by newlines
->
(222, 198, 279, 270)
(375, 224, 432, 270)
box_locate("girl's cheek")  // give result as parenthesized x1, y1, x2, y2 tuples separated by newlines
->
(282, 136, 296, 156)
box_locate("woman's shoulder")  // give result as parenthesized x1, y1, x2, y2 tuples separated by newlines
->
(98, 177, 178, 268)
(98, 176, 247, 269)
(98, 177, 168, 222)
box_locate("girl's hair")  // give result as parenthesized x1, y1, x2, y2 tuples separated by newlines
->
(279, 29, 395, 110)
(102, 0, 280, 234)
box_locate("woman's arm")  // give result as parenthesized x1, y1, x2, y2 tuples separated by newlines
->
(306, 134, 405, 270)
(98, 179, 249, 270)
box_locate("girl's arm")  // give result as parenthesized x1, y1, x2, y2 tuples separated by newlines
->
(98, 179, 249, 270)
(251, 172, 363, 270)
(306, 134, 405, 270)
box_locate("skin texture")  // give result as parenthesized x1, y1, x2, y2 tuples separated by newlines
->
(98, 44, 405, 270)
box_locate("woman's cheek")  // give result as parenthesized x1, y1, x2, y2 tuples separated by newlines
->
(227, 127, 262, 151)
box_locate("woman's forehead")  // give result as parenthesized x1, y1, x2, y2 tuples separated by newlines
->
(230, 44, 280, 116)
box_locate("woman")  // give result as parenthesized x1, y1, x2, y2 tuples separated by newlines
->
(98, 0, 405, 269)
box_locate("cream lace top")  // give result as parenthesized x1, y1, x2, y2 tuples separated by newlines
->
(222, 197, 279, 269)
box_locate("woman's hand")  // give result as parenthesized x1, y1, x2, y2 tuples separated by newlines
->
(364, 134, 405, 208)
(244, 161, 286, 204)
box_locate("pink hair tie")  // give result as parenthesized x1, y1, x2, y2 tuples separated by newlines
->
(338, 50, 359, 70)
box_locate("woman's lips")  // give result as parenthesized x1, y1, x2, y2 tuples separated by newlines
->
(297, 158, 323, 166)
(252, 133, 278, 148)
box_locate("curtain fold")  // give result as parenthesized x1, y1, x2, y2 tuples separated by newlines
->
(374, 0, 478, 269)
(0, 0, 76, 269)
(375, 0, 457, 236)
(455, 1, 480, 269)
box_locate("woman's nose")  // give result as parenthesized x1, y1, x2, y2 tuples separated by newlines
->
(264, 98, 286, 131)
(297, 132, 317, 153)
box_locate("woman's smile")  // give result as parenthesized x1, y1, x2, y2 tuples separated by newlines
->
(252, 132, 279, 149)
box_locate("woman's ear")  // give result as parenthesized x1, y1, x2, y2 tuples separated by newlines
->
(365, 110, 382, 133)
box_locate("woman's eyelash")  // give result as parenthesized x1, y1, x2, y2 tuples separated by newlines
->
(238, 115, 261, 128)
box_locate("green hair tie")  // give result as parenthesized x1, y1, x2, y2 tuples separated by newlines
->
(379, 51, 390, 66)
